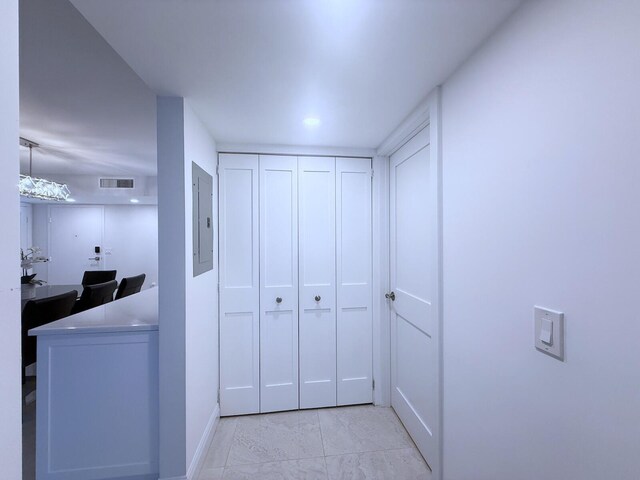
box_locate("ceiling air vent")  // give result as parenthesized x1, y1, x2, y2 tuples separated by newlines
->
(99, 178, 134, 189)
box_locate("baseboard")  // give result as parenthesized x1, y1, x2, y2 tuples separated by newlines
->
(186, 403, 220, 480)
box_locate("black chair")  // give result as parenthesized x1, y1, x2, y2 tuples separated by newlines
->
(81, 270, 117, 287)
(22, 290, 77, 383)
(71, 280, 118, 314)
(115, 274, 146, 300)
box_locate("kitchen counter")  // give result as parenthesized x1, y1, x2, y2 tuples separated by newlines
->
(29, 286, 158, 336)
(29, 286, 159, 480)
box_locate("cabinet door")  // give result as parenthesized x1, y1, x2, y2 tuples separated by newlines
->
(259, 155, 299, 412)
(219, 154, 260, 416)
(298, 156, 337, 409)
(336, 158, 373, 405)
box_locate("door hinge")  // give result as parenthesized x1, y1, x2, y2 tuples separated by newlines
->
(217, 389, 220, 403)
(372, 379, 375, 390)
(370, 169, 374, 178)
(216, 164, 220, 176)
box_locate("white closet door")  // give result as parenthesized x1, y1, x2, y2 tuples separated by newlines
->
(219, 153, 260, 416)
(336, 158, 373, 405)
(298, 156, 337, 409)
(259, 155, 299, 413)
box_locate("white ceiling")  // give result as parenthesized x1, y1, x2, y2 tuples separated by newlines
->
(20, 0, 157, 176)
(69, 0, 523, 149)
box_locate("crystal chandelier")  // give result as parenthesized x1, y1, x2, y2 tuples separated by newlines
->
(19, 138, 71, 201)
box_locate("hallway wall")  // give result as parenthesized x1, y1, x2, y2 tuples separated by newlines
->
(0, 0, 22, 477)
(157, 97, 219, 479)
(441, 1, 640, 479)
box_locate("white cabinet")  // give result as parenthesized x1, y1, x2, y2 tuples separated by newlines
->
(219, 153, 373, 415)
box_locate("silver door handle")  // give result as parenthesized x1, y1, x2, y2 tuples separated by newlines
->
(385, 291, 395, 301)
(89, 256, 100, 261)
(314, 295, 321, 302)
(276, 297, 282, 304)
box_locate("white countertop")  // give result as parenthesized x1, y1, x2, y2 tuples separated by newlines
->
(29, 287, 159, 336)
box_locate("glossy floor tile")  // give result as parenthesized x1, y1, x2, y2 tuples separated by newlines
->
(227, 409, 324, 466)
(318, 405, 413, 456)
(325, 448, 430, 480)
(223, 458, 328, 480)
(197, 405, 430, 480)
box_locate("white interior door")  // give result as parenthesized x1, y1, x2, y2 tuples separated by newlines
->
(219, 153, 260, 416)
(298, 156, 337, 409)
(20, 203, 33, 252)
(259, 155, 299, 413)
(336, 157, 373, 406)
(48, 205, 104, 285)
(390, 126, 440, 472)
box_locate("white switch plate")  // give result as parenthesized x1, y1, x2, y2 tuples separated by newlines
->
(534, 306, 564, 361)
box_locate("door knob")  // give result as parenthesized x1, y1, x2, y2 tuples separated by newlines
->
(89, 256, 100, 261)
(314, 295, 321, 302)
(276, 297, 282, 304)
(385, 291, 395, 301)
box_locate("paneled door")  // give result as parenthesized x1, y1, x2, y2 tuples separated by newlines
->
(298, 156, 337, 409)
(336, 157, 373, 405)
(390, 126, 440, 472)
(48, 205, 104, 285)
(259, 155, 299, 413)
(219, 153, 260, 416)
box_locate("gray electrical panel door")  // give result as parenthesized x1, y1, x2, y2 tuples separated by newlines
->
(193, 162, 214, 276)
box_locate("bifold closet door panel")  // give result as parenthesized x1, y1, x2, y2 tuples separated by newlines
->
(219, 154, 260, 416)
(259, 155, 299, 413)
(298, 156, 337, 409)
(336, 158, 373, 406)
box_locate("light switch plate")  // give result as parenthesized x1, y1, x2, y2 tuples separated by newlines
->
(534, 306, 564, 361)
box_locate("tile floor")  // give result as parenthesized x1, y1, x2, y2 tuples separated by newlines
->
(197, 405, 431, 480)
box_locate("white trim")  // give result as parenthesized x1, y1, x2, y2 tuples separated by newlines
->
(218, 143, 376, 159)
(372, 155, 390, 407)
(430, 86, 444, 480)
(376, 97, 431, 157)
(186, 403, 220, 480)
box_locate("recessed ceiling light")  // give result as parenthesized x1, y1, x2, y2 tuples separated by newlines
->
(130, 198, 140, 203)
(303, 117, 321, 127)
(66, 198, 76, 202)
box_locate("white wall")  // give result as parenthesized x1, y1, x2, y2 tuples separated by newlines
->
(104, 205, 158, 286)
(157, 97, 218, 479)
(183, 102, 219, 474)
(29, 204, 158, 286)
(441, 1, 640, 479)
(0, 0, 22, 477)
(157, 96, 187, 479)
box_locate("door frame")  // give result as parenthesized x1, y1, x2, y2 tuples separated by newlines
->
(376, 87, 443, 479)
(216, 148, 379, 415)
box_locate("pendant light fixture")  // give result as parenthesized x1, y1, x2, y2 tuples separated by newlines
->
(19, 137, 71, 201)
